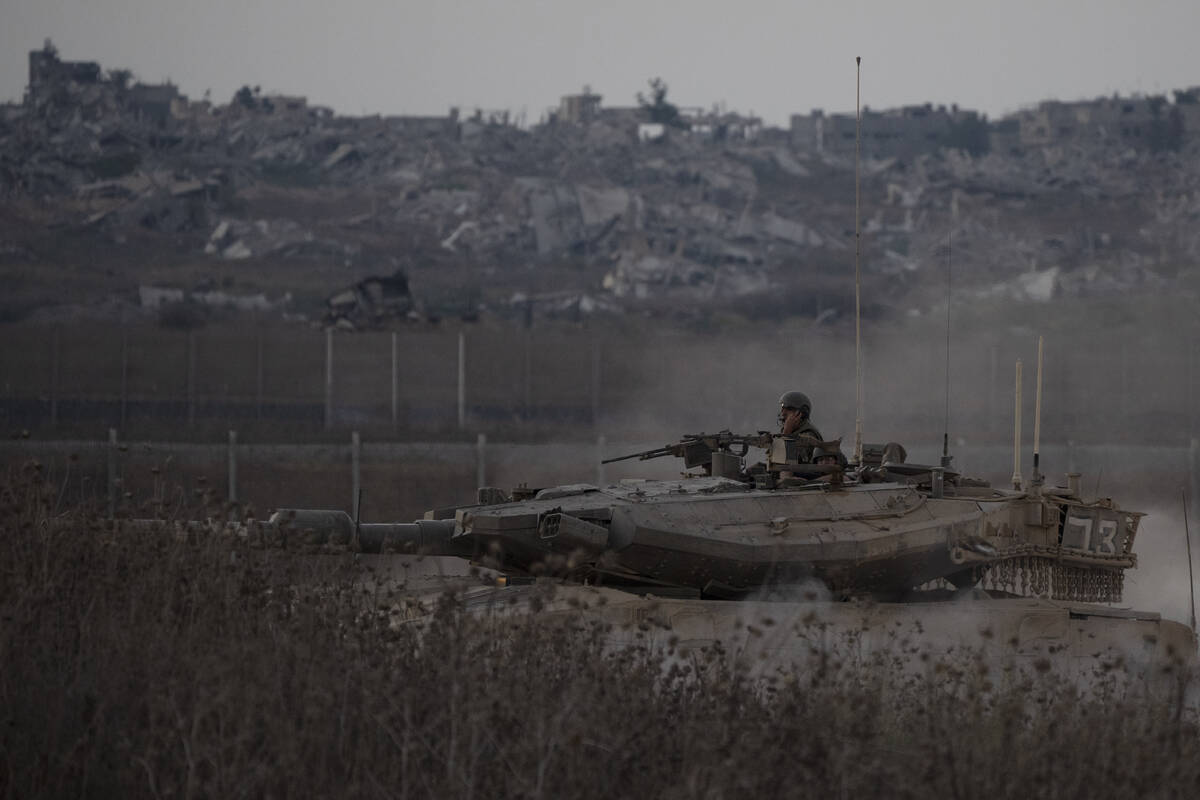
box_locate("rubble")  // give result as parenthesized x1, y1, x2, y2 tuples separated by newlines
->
(507, 290, 622, 320)
(602, 253, 770, 301)
(204, 218, 358, 262)
(2, 40, 1198, 327)
(757, 212, 823, 247)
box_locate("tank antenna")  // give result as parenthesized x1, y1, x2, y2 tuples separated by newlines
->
(1032, 335, 1044, 487)
(853, 55, 864, 467)
(1012, 359, 1023, 490)
(1185, 489, 1197, 633)
(941, 230, 952, 469)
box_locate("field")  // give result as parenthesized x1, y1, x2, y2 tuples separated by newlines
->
(4, 292, 1200, 796)
(3, 464, 1200, 798)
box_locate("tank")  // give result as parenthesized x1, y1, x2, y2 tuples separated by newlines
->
(270, 431, 1139, 606)
(261, 429, 1195, 690)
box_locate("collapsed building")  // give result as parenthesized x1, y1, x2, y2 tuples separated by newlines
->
(790, 103, 989, 159)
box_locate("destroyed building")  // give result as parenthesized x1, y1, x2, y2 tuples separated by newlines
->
(126, 82, 182, 127)
(791, 90, 1198, 159)
(557, 90, 603, 125)
(1016, 93, 1193, 152)
(790, 104, 989, 158)
(27, 40, 101, 95)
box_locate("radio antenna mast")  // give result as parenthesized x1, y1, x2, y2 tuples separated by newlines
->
(1012, 359, 1023, 490)
(853, 56, 864, 466)
(942, 231, 953, 469)
(1033, 335, 1044, 487)
(1184, 489, 1197, 634)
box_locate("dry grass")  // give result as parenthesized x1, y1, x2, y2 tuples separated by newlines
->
(2, 460, 1199, 799)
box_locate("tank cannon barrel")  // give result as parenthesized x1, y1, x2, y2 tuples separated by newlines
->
(268, 509, 461, 555)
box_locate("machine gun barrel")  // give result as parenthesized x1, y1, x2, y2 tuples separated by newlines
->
(602, 432, 774, 466)
(601, 445, 678, 465)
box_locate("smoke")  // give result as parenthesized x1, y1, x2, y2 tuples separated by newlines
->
(1124, 506, 1199, 627)
(602, 298, 1197, 464)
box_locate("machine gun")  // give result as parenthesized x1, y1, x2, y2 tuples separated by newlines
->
(603, 430, 774, 470)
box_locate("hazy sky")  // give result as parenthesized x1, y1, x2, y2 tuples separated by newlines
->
(3, 0, 1197, 125)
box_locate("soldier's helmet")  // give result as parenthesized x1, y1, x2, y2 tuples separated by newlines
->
(811, 445, 840, 465)
(778, 391, 812, 416)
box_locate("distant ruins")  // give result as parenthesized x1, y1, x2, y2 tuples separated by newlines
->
(788, 91, 1200, 159)
(22, 39, 1198, 156)
(2, 40, 1198, 327)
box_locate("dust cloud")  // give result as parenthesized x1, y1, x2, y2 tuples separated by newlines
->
(1125, 507, 1199, 627)
(603, 295, 1197, 462)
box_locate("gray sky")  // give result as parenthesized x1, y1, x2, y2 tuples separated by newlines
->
(3, 0, 1198, 125)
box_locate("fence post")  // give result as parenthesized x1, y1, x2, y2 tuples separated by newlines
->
(391, 331, 399, 433)
(596, 434, 606, 486)
(1191, 438, 1199, 527)
(522, 331, 532, 421)
(1189, 338, 1195, 442)
(187, 330, 196, 428)
(107, 427, 118, 518)
(50, 327, 60, 429)
(1120, 343, 1129, 419)
(591, 338, 602, 428)
(457, 330, 466, 430)
(351, 431, 361, 519)
(120, 327, 129, 429)
(324, 328, 334, 430)
(227, 429, 238, 504)
(987, 344, 997, 433)
(256, 332, 264, 420)
(476, 433, 486, 488)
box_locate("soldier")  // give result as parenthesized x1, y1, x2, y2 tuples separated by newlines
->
(778, 391, 824, 463)
(812, 444, 848, 468)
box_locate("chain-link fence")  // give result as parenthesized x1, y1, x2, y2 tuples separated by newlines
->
(1, 320, 1196, 447)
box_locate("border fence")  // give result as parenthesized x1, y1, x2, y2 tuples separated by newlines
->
(0, 324, 615, 435)
(3, 432, 1198, 524)
(0, 320, 1196, 447)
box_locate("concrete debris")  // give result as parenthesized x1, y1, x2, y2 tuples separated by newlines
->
(69, 170, 222, 233)
(973, 267, 1062, 303)
(508, 290, 622, 321)
(204, 218, 358, 261)
(638, 123, 665, 142)
(758, 212, 823, 247)
(193, 290, 279, 311)
(603, 253, 769, 302)
(139, 285, 286, 311)
(519, 179, 582, 255)
(769, 148, 810, 178)
(321, 142, 358, 169)
(576, 186, 630, 229)
(441, 220, 479, 252)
